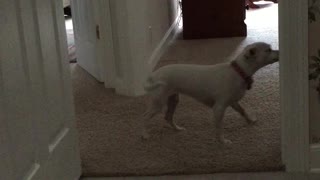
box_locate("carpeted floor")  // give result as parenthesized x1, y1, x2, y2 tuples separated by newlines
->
(73, 3, 283, 177)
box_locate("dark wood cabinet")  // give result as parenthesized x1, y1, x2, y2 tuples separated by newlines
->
(182, 0, 247, 39)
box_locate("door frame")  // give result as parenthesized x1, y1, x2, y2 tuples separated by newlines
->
(279, 0, 310, 172)
(68, 0, 313, 174)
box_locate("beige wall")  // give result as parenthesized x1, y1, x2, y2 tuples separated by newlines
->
(309, 0, 320, 142)
(144, 0, 180, 55)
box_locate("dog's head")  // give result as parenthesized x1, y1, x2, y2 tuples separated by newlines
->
(243, 42, 279, 67)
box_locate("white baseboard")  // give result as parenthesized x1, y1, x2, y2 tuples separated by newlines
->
(311, 169, 320, 173)
(310, 144, 320, 171)
(114, 78, 133, 96)
(147, 12, 182, 72)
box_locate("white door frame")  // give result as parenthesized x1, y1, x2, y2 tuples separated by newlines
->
(71, 0, 314, 174)
(279, 0, 310, 172)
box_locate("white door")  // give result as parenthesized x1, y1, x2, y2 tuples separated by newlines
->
(72, 0, 103, 82)
(0, 0, 81, 179)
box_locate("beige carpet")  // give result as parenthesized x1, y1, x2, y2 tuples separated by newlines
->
(73, 4, 283, 177)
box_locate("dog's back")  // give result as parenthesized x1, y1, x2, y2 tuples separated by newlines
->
(144, 63, 240, 99)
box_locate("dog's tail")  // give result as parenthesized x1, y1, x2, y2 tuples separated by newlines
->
(144, 76, 166, 92)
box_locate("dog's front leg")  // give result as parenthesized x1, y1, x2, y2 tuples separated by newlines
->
(141, 108, 159, 139)
(213, 105, 232, 144)
(141, 110, 152, 139)
(165, 94, 185, 131)
(231, 102, 257, 124)
(141, 98, 164, 139)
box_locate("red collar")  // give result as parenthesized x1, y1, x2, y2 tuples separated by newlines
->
(230, 61, 253, 90)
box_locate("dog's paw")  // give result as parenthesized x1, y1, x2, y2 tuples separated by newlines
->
(174, 125, 186, 131)
(247, 113, 258, 125)
(141, 133, 150, 140)
(219, 138, 233, 145)
(248, 119, 258, 125)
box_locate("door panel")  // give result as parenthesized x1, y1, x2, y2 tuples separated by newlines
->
(72, 0, 103, 81)
(0, 1, 37, 179)
(0, 0, 81, 179)
(36, 0, 67, 140)
(0, 154, 14, 179)
(182, 0, 247, 39)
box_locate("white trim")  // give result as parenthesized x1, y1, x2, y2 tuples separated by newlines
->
(114, 78, 129, 96)
(48, 128, 70, 153)
(311, 144, 320, 149)
(107, 0, 133, 96)
(310, 144, 320, 171)
(311, 168, 320, 173)
(279, 0, 310, 172)
(147, 12, 182, 71)
(24, 163, 40, 180)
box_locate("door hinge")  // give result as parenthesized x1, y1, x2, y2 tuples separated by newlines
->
(96, 25, 100, 40)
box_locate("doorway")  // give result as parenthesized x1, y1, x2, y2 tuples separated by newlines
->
(66, 0, 314, 175)
(0, 0, 313, 179)
(245, 0, 278, 46)
(63, 2, 76, 63)
(71, 0, 285, 177)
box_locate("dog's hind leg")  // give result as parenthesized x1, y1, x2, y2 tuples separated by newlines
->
(164, 94, 185, 131)
(231, 102, 257, 124)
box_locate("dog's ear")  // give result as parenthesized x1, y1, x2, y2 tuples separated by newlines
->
(245, 47, 257, 59)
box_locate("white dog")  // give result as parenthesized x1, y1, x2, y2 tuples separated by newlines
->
(141, 42, 279, 144)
